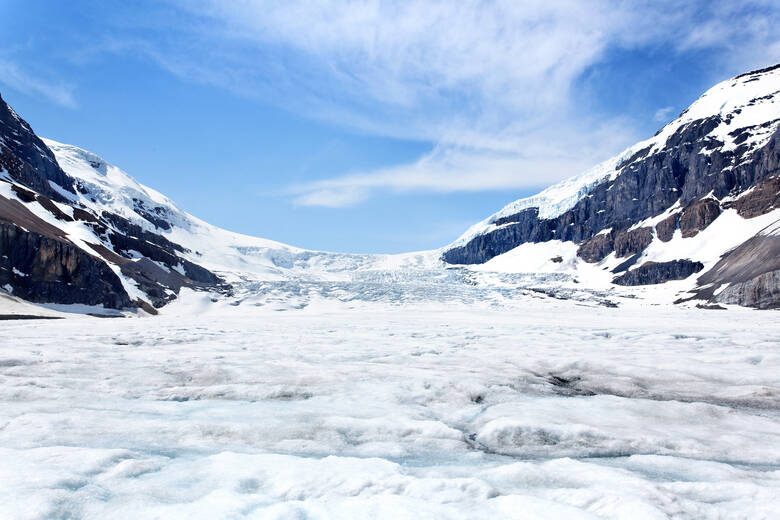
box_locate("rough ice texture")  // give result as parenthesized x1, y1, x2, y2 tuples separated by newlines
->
(1, 299, 779, 519)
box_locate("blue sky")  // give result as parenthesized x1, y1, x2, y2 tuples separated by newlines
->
(1, 1, 779, 253)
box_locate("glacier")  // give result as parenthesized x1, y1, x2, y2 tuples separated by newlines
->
(1, 297, 779, 519)
(2, 65, 780, 520)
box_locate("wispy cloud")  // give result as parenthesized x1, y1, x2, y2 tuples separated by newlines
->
(96, 1, 780, 205)
(290, 146, 558, 208)
(292, 119, 636, 207)
(653, 106, 675, 123)
(160, 1, 622, 141)
(0, 59, 77, 108)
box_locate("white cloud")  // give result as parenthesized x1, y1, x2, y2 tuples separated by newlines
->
(0, 60, 77, 108)
(653, 106, 675, 123)
(294, 186, 370, 208)
(290, 146, 558, 208)
(292, 119, 636, 207)
(162, 0, 622, 140)
(115, 1, 780, 205)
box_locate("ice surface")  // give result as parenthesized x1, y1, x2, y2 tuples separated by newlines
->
(1, 297, 778, 519)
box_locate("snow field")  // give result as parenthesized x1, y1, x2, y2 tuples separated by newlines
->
(1, 301, 778, 519)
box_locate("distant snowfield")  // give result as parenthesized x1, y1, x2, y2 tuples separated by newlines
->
(1, 295, 779, 519)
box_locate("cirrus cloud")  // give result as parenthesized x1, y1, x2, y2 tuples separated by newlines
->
(0, 59, 77, 108)
(103, 0, 780, 206)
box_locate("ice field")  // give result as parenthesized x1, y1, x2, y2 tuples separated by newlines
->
(1, 288, 779, 519)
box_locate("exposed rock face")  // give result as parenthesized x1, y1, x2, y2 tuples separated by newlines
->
(611, 254, 641, 274)
(576, 231, 615, 263)
(723, 176, 780, 218)
(132, 198, 172, 230)
(0, 92, 75, 201)
(614, 227, 653, 258)
(655, 213, 679, 242)
(680, 199, 721, 238)
(575, 226, 655, 264)
(0, 194, 132, 308)
(662, 220, 780, 309)
(613, 260, 704, 286)
(715, 269, 780, 309)
(696, 227, 780, 292)
(0, 222, 132, 308)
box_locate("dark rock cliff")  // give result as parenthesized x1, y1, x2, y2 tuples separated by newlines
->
(613, 260, 704, 286)
(0, 92, 75, 201)
(679, 199, 721, 238)
(0, 222, 132, 308)
(715, 270, 780, 309)
(692, 224, 780, 309)
(0, 195, 132, 308)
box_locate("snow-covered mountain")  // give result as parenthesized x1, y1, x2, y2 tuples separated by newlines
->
(1, 63, 779, 313)
(443, 63, 780, 308)
(39, 139, 440, 280)
(0, 99, 437, 314)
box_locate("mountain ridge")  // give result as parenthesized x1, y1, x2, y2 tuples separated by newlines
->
(442, 63, 780, 308)
(1, 63, 779, 312)
(445, 63, 780, 255)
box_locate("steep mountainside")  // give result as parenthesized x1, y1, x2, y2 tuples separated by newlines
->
(443, 64, 780, 308)
(0, 92, 230, 313)
(1, 95, 436, 313)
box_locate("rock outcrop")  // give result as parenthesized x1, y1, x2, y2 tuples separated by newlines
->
(613, 260, 704, 286)
(0, 92, 75, 201)
(576, 231, 615, 263)
(679, 199, 721, 238)
(0, 222, 132, 308)
(692, 223, 780, 309)
(714, 269, 780, 309)
(723, 177, 780, 218)
(655, 213, 680, 242)
(613, 227, 653, 258)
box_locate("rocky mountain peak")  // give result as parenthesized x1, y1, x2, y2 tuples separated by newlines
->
(0, 91, 76, 201)
(442, 64, 780, 308)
